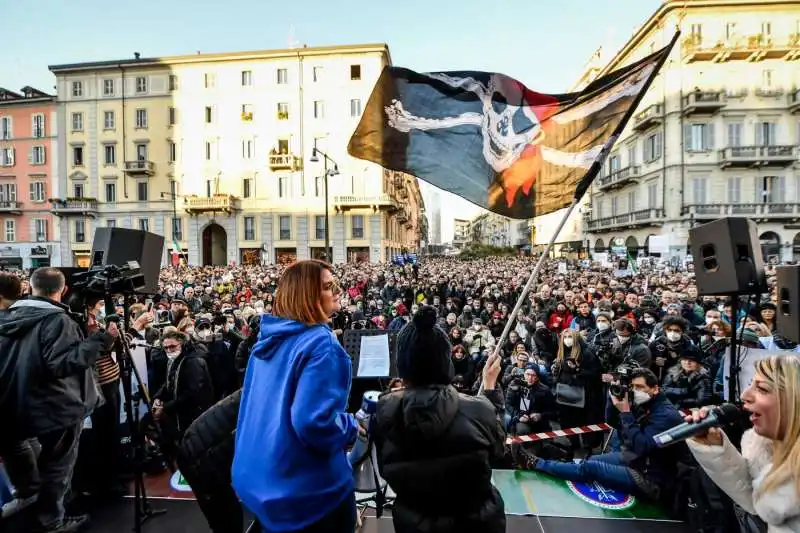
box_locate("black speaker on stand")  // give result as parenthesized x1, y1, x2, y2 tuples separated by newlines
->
(776, 265, 800, 344)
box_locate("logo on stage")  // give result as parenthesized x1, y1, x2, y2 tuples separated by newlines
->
(566, 480, 635, 510)
(169, 470, 193, 493)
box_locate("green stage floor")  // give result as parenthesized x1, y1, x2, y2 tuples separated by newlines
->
(492, 469, 675, 521)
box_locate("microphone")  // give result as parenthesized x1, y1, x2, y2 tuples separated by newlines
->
(653, 404, 744, 447)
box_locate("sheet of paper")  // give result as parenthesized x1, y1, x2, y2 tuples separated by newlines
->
(357, 334, 391, 377)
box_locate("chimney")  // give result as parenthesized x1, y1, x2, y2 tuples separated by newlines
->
(134, 52, 141, 60)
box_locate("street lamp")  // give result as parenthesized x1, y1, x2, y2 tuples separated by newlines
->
(309, 142, 339, 262)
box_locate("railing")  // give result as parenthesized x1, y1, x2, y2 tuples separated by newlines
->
(719, 145, 796, 165)
(333, 194, 398, 209)
(789, 89, 800, 111)
(586, 208, 664, 231)
(596, 165, 640, 189)
(124, 160, 155, 173)
(184, 195, 240, 212)
(51, 198, 99, 215)
(269, 154, 298, 170)
(0, 201, 21, 212)
(755, 88, 784, 98)
(683, 91, 726, 114)
(632, 104, 663, 130)
(683, 203, 800, 217)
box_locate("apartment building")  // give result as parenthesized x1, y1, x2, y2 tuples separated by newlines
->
(50, 44, 424, 266)
(582, 0, 800, 261)
(0, 87, 59, 268)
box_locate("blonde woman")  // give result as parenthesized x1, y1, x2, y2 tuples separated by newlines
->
(686, 355, 800, 532)
(551, 329, 602, 450)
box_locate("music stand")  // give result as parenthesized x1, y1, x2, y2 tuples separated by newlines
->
(342, 330, 399, 413)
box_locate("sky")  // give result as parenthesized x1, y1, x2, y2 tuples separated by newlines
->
(1, 0, 663, 241)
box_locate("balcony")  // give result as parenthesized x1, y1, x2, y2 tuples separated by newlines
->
(755, 87, 784, 99)
(0, 201, 22, 214)
(596, 165, 640, 191)
(50, 198, 98, 217)
(123, 160, 156, 176)
(632, 104, 663, 132)
(333, 194, 399, 212)
(586, 208, 665, 232)
(719, 146, 796, 168)
(682, 91, 726, 116)
(682, 33, 800, 63)
(789, 89, 800, 114)
(268, 153, 301, 171)
(184, 194, 241, 215)
(682, 203, 800, 220)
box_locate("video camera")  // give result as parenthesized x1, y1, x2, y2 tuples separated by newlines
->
(609, 362, 642, 400)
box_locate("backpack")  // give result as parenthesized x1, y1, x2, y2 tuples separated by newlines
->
(670, 461, 738, 532)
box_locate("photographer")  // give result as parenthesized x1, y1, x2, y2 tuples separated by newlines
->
(518, 368, 689, 503)
(0, 267, 118, 533)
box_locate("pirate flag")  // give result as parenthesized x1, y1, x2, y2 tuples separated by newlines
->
(347, 33, 677, 219)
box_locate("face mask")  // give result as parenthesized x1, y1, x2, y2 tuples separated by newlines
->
(592, 309, 599, 316)
(632, 390, 651, 406)
(563, 337, 574, 348)
(167, 349, 181, 361)
(198, 329, 211, 340)
(617, 334, 630, 344)
(666, 331, 681, 342)
(644, 316, 655, 325)
(596, 322, 610, 332)
(97, 308, 106, 320)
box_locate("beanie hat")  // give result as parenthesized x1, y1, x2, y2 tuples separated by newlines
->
(396, 306, 454, 386)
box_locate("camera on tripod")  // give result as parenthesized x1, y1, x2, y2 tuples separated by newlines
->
(609, 362, 641, 400)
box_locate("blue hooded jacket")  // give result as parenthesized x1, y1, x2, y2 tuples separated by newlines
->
(232, 315, 358, 532)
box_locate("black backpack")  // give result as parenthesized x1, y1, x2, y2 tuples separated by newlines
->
(671, 461, 739, 532)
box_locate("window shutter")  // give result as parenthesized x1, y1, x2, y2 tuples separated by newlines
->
(28, 147, 33, 164)
(755, 124, 763, 146)
(31, 115, 36, 137)
(656, 132, 663, 158)
(41, 147, 46, 165)
(777, 176, 786, 201)
(705, 124, 715, 150)
(683, 124, 692, 150)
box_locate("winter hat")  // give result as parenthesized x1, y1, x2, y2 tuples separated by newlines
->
(396, 306, 454, 386)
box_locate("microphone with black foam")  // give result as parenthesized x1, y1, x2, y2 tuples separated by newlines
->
(653, 404, 744, 447)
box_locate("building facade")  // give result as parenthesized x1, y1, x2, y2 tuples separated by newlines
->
(582, 0, 800, 261)
(49, 43, 423, 266)
(468, 212, 526, 248)
(0, 87, 59, 268)
(453, 218, 470, 248)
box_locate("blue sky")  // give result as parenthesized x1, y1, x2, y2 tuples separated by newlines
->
(1, 0, 662, 240)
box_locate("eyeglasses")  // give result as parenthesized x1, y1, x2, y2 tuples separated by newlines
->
(163, 343, 181, 352)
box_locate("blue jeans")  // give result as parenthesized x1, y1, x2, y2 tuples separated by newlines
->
(534, 452, 638, 494)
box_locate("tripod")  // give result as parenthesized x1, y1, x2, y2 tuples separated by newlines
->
(106, 292, 166, 533)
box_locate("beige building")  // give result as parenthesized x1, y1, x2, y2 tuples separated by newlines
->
(50, 44, 424, 266)
(581, 0, 800, 261)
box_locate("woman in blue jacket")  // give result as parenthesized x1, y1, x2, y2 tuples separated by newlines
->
(232, 260, 359, 532)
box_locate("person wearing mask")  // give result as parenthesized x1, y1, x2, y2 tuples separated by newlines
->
(686, 355, 800, 531)
(661, 352, 713, 409)
(607, 318, 651, 378)
(374, 306, 506, 533)
(232, 260, 361, 533)
(589, 311, 614, 367)
(649, 317, 700, 382)
(637, 308, 659, 341)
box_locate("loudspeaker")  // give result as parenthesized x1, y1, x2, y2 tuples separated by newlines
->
(689, 218, 766, 296)
(776, 265, 800, 343)
(90, 228, 164, 295)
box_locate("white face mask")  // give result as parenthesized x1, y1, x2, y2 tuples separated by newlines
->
(705, 317, 715, 325)
(617, 334, 630, 344)
(596, 322, 610, 332)
(563, 337, 574, 348)
(632, 390, 651, 406)
(666, 331, 681, 342)
(644, 316, 655, 325)
(167, 349, 181, 360)
(608, 311, 615, 318)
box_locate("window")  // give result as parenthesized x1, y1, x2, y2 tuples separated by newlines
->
(727, 177, 741, 203)
(30, 146, 45, 165)
(642, 132, 663, 163)
(135, 109, 148, 129)
(627, 190, 637, 212)
(244, 216, 255, 240)
(725, 22, 737, 39)
(278, 176, 289, 198)
(350, 64, 362, 80)
(352, 215, 364, 238)
(761, 21, 772, 36)
(314, 175, 324, 197)
(72, 146, 84, 166)
(313, 100, 325, 119)
(106, 219, 116, 228)
(168, 141, 177, 163)
(204, 106, 214, 124)
(242, 139, 254, 159)
(0, 117, 11, 139)
(761, 176, 785, 203)
(277, 102, 289, 120)
(103, 79, 115, 96)
(0, 183, 16, 202)
(136, 181, 148, 202)
(241, 104, 253, 120)
(626, 145, 636, 167)
(350, 99, 362, 117)
(34, 219, 47, 242)
(204, 73, 216, 89)
(73, 183, 84, 198)
(647, 182, 657, 208)
(206, 179, 214, 197)
(0, 148, 12, 166)
(241, 70, 252, 86)
(690, 24, 702, 43)
(104, 111, 115, 129)
(169, 75, 179, 91)
(4, 220, 15, 242)
(205, 141, 215, 160)
(276, 69, 288, 84)
(279, 215, 291, 240)
(727, 123, 743, 147)
(29, 181, 45, 202)
(71, 81, 83, 97)
(172, 218, 182, 240)
(762, 69, 774, 88)
(103, 144, 116, 165)
(135, 76, 147, 94)
(242, 177, 252, 198)
(105, 182, 116, 202)
(692, 177, 708, 204)
(685, 123, 715, 151)
(756, 121, 776, 146)
(315, 215, 326, 240)
(611, 196, 618, 216)
(138, 218, 149, 232)
(277, 139, 289, 154)
(168, 107, 176, 125)
(313, 66, 323, 82)
(71, 112, 83, 131)
(74, 219, 85, 243)
(32, 114, 45, 138)
(608, 154, 620, 173)
(135, 143, 148, 161)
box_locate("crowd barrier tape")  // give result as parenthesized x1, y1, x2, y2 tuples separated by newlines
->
(505, 409, 692, 445)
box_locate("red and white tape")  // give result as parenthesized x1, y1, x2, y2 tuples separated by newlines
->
(505, 409, 692, 445)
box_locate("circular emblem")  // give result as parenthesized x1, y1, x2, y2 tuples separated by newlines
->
(566, 480, 635, 510)
(169, 470, 193, 493)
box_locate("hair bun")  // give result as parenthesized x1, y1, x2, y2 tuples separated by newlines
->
(413, 306, 438, 330)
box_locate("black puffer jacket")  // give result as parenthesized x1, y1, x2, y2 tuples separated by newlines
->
(155, 344, 215, 434)
(375, 385, 506, 533)
(0, 298, 113, 438)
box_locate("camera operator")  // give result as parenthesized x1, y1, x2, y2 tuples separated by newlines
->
(0, 267, 118, 533)
(518, 368, 689, 503)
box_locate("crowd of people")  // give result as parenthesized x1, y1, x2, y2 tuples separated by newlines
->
(0, 254, 798, 533)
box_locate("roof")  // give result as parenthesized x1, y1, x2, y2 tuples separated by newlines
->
(49, 43, 391, 74)
(0, 86, 55, 105)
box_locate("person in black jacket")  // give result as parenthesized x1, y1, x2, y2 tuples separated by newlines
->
(374, 306, 506, 533)
(0, 267, 116, 533)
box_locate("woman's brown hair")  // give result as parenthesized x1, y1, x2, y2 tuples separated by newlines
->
(273, 259, 336, 325)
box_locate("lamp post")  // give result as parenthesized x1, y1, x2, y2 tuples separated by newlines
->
(161, 180, 181, 263)
(309, 142, 339, 262)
